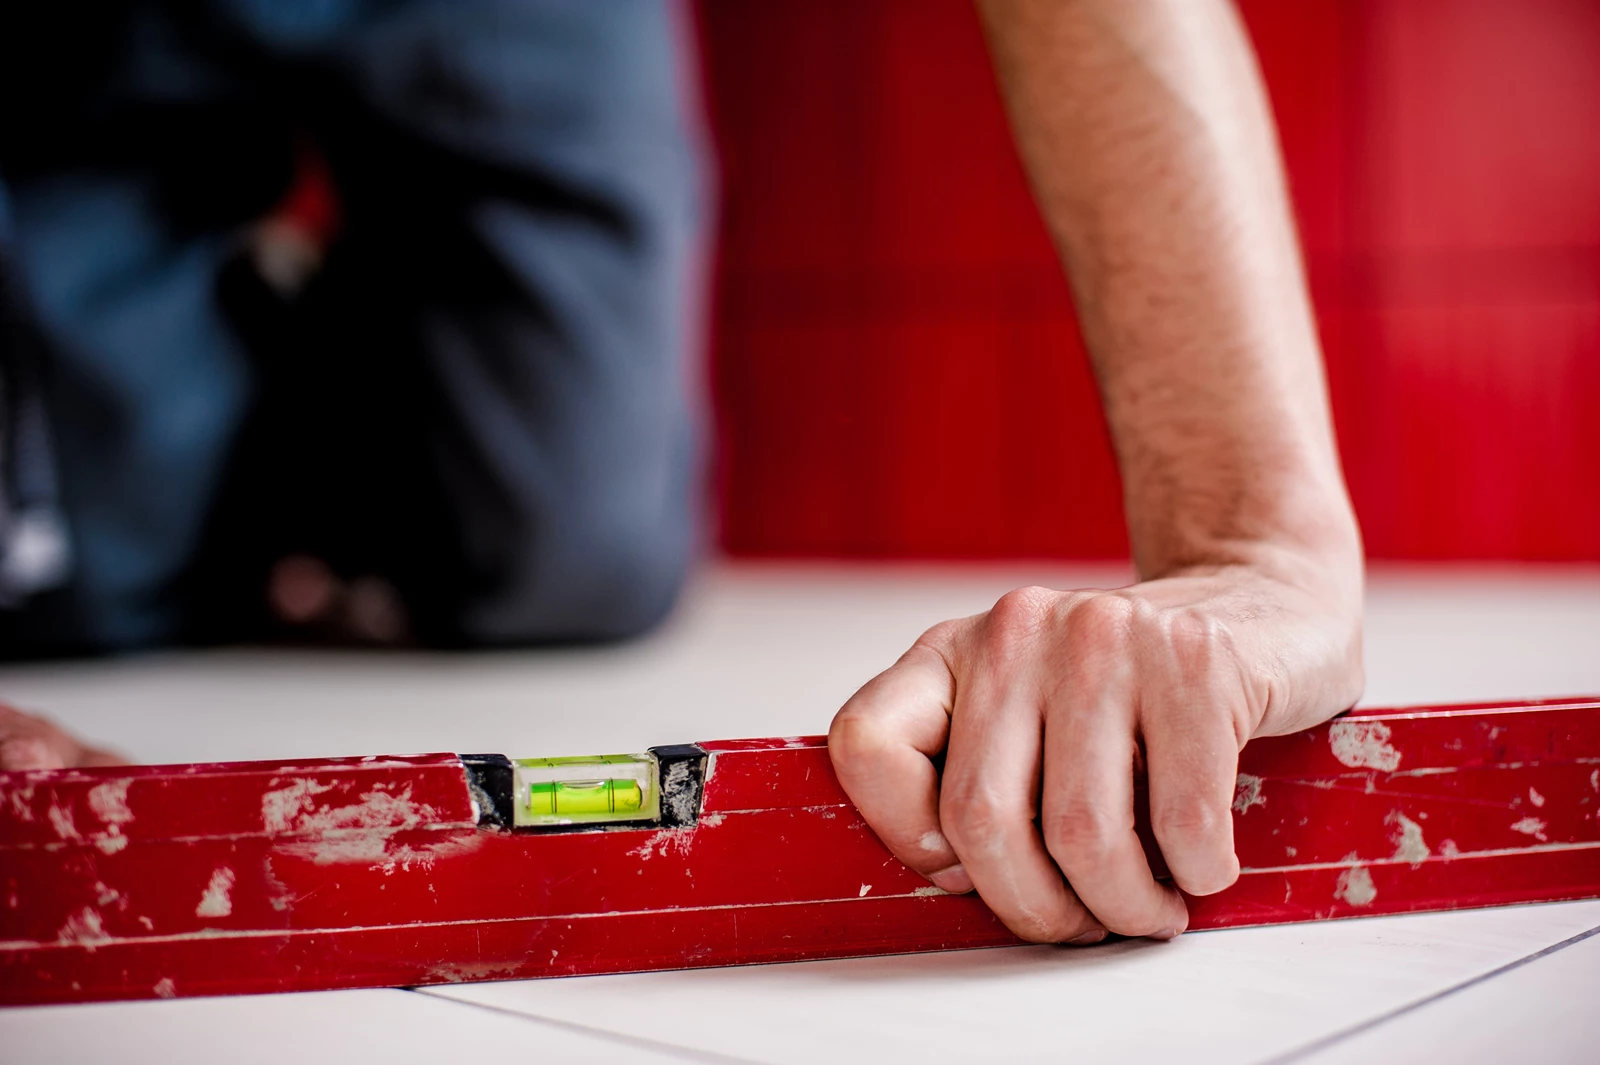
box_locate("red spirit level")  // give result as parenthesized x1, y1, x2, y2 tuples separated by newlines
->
(2, 697, 1597, 1006)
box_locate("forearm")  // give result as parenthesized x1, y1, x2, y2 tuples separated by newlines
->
(976, 0, 1359, 590)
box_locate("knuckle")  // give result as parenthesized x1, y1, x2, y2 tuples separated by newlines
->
(1163, 607, 1234, 663)
(913, 618, 964, 655)
(987, 586, 1057, 642)
(1041, 802, 1124, 868)
(1067, 593, 1140, 649)
(940, 781, 1013, 852)
(827, 705, 891, 766)
(1152, 799, 1230, 845)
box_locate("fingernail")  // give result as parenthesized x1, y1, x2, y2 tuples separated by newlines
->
(1150, 927, 1181, 941)
(927, 864, 974, 894)
(1068, 929, 1107, 945)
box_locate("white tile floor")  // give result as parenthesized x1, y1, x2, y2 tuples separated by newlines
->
(3, 562, 1599, 1064)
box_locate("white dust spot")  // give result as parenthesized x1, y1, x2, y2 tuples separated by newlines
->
(152, 978, 176, 999)
(95, 834, 129, 855)
(87, 779, 134, 826)
(859, 884, 871, 897)
(1328, 720, 1402, 772)
(1334, 860, 1377, 907)
(57, 906, 108, 946)
(46, 803, 81, 841)
(699, 813, 726, 828)
(195, 867, 236, 918)
(261, 779, 335, 832)
(261, 780, 436, 835)
(912, 885, 947, 897)
(1591, 769, 1598, 793)
(1510, 816, 1548, 842)
(280, 828, 482, 870)
(1528, 787, 1546, 808)
(1439, 839, 1461, 858)
(6, 785, 38, 823)
(1387, 811, 1430, 867)
(1233, 774, 1266, 815)
(1284, 845, 1297, 857)
(627, 828, 694, 862)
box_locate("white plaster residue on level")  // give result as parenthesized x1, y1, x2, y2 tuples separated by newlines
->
(660, 760, 699, 826)
(1387, 811, 1430, 867)
(151, 977, 176, 999)
(1510, 816, 1549, 842)
(195, 867, 236, 918)
(1528, 786, 1546, 807)
(260, 779, 336, 832)
(1591, 768, 1599, 792)
(859, 884, 871, 897)
(261, 779, 437, 835)
(373, 834, 482, 874)
(278, 825, 483, 870)
(1328, 719, 1402, 772)
(912, 885, 947, 896)
(1334, 855, 1377, 907)
(56, 906, 108, 946)
(5, 784, 37, 823)
(94, 833, 128, 855)
(1233, 773, 1266, 814)
(628, 828, 694, 862)
(86, 778, 134, 826)
(699, 813, 726, 828)
(94, 881, 125, 908)
(426, 960, 524, 985)
(46, 802, 81, 841)
(1439, 839, 1461, 858)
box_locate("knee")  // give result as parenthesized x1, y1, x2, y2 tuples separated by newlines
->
(440, 493, 697, 647)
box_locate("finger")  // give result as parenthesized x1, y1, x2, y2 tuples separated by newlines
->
(829, 630, 972, 893)
(0, 704, 129, 770)
(941, 626, 1101, 941)
(0, 736, 68, 771)
(1143, 615, 1245, 897)
(1040, 601, 1188, 938)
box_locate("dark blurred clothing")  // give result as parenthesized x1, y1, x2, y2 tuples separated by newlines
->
(0, 0, 711, 656)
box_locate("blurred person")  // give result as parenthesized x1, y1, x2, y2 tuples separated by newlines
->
(1, 1, 1365, 951)
(0, 0, 707, 656)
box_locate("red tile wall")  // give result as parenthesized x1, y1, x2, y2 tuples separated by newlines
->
(700, 0, 1600, 560)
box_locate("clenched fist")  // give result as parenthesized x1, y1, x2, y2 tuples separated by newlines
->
(830, 564, 1362, 944)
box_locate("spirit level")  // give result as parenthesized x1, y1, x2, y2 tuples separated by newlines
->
(2, 697, 1598, 1006)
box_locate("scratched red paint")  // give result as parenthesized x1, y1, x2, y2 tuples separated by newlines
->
(1, 699, 1596, 1005)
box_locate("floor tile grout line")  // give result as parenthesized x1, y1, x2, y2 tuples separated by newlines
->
(1253, 921, 1600, 1065)
(405, 986, 766, 1065)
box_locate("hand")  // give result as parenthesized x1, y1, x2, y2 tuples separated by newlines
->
(829, 563, 1362, 943)
(0, 703, 127, 770)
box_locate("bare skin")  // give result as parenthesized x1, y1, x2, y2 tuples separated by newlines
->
(0, 703, 126, 770)
(829, 0, 1364, 944)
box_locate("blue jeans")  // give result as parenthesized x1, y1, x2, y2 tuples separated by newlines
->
(0, 0, 710, 655)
